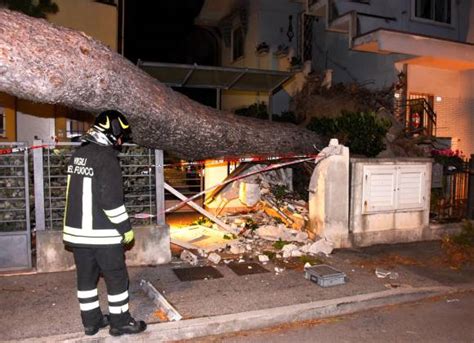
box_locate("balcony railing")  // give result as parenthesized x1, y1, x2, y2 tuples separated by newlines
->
(397, 98, 437, 137)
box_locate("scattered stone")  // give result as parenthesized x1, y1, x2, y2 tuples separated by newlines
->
(180, 250, 198, 266)
(230, 243, 246, 255)
(307, 238, 334, 256)
(281, 243, 299, 258)
(291, 249, 303, 257)
(258, 254, 270, 263)
(375, 268, 391, 278)
(207, 252, 221, 264)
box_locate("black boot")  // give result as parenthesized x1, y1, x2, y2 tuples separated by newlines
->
(84, 314, 110, 336)
(109, 318, 147, 336)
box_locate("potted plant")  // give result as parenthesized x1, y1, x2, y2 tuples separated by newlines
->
(255, 42, 270, 56)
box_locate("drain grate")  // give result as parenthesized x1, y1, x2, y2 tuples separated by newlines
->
(173, 266, 223, 281)
(227, 262, 269, 276)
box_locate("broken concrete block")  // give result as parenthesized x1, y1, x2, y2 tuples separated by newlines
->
(294, 231, 309, 242)
(207, 252, 221, 264)
(180, 250, 198, 266)
(291, 249, 303, 257)
(281, 243, 298, 258)
(258, 254, 270, 263)
(230, 243, 246, 255)
(239, 182, 261, 207)
(307, 238, 334, 256)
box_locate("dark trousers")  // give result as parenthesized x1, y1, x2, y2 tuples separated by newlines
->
(73, 246, 131, 328)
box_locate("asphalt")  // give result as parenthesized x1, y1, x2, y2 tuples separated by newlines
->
(1, 240, 473, 342)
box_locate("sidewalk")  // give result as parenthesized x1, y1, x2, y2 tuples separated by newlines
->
(1, 240, 473, 342)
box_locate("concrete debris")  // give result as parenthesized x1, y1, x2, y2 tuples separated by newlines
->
(255, 225, 309, 243)
(303, 238, 335, 256)
(180, 250, 198, 266)
(258, 254, 270, 263)
(207, 252, 221, 264)
(230, 243, 246, 255)
(375, 268, 399, 279)
(281, 243, 299, 258)
(239, 182, 261, 207)
(171, 163, 336, 270)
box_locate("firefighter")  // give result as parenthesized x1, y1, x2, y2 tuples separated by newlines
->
(63, 110, 147, 336)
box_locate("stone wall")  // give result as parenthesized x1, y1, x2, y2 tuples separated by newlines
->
(36, 225, 171, 273)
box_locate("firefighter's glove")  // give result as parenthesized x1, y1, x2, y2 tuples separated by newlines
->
(122, 230, 134, 244)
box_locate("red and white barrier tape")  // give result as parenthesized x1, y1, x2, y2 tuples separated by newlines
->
(0, 144, 50, 155)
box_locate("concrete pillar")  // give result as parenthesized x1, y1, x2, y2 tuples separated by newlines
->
(308, 139, 349, 247)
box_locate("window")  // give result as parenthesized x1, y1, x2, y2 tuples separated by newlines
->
(0, 107, 5, 137)
(232, 27, 244, 61)
(414, 0, 451, 24)
(66, 119, 90, 139)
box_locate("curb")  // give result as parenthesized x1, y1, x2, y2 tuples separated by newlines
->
(11, 286, 458, 342)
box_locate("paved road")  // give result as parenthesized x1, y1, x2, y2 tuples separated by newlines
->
(190, 291, 474, 343)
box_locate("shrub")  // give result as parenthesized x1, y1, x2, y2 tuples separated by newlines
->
(234, 102, 268, 120)
(272, 111, 298, 124)
(306, 111, 391, 157)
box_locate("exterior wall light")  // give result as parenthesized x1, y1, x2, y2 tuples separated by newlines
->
(436, 96, 442, 102)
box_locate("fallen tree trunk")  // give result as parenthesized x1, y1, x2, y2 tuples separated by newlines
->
(0, 9, 323, 160)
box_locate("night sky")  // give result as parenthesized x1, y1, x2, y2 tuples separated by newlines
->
(123, 0, 217, 106)
(123, 0, 214, 65)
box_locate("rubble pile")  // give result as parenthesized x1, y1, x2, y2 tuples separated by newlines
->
(171, 162, 336, 272)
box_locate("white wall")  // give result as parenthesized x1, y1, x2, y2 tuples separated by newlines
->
(336, 0, 469, 41)
(16, 112, 55, 145)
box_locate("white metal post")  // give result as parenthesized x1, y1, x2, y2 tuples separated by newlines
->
(33, 140, 45, 231)
(155, 149, 166, 226)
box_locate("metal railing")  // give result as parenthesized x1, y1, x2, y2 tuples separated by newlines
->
(405, 98, 437, 137)
(37, 142, 161, 230)
(431, 161, 470, 222)
(34, 142, 205, 230)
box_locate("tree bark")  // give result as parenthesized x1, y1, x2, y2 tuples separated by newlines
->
(0, 9, 323, 160)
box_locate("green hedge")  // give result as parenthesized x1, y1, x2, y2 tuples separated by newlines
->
(307, 111, 390, 157)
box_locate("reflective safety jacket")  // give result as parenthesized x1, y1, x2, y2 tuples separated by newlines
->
(63, 143, 131, 247)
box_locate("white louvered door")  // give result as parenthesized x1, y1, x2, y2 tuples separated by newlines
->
(362, 165, 426, 213)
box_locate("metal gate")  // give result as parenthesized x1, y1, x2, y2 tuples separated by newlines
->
(35, 142, 161, 231)
(0, 140, 204, 271)
(0, 142, 32, 271)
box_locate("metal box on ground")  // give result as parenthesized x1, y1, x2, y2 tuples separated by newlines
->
(304, 264, 347, 287)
